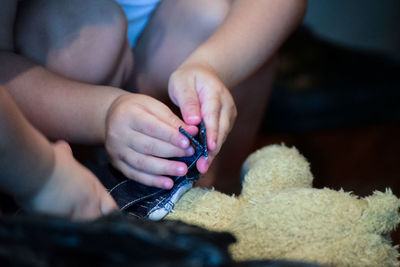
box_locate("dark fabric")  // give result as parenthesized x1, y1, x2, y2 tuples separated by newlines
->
(87, 122, 208, 218)
(0, 212, 235, 267)
(0, 212, 322, 267)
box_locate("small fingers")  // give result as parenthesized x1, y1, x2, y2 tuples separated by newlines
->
(114, 160, 175, 189)
(54, 140, 72, 153)
(127, 131, 195, 158)
(200, 92, 221, 152)
(74, 183, 118, 220)
(196, 155, 214, 174)
(196, 91, 236, 174)
(72, 198, 102, 221)
(100, 192, 118, 215)
(169, 73, 202, 125)
(117, 149, 188, 177)
(128, 111, 196, 150)
(215, 95, 237, 154)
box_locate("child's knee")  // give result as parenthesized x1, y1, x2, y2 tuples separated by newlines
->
(15, 0, 130, 85)
(178, 0, 232, 40)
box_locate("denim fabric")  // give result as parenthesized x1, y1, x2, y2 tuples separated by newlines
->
(87, 122, 207, 220)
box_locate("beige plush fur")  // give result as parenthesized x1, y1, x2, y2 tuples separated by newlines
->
(166, 144, 400, 266)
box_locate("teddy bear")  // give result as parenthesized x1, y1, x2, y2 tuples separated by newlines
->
(166, 144, 400, 266)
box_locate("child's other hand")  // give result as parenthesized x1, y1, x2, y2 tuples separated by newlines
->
(23, 141, 118, 220)
(168, 63, 237, 173)
(105, 93, 198, 189)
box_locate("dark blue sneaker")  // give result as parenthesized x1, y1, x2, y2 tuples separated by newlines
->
(87, 121, 208, 220)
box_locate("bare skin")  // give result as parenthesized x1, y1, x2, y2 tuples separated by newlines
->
(1, 0, 307, 195)
(1, 0, 198, 190)
(133, 0, 307, 191)
(0, 86, 117, 220)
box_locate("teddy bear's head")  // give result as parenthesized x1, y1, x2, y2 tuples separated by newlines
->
(166, 145, 400, 266)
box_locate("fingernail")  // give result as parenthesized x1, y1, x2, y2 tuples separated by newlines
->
(177, 165, 186, 175)
(209, 140, 217, 151)
(185, 146, 194, 155)
(163, 180, 173, 189)
(180, 137, 189, 148)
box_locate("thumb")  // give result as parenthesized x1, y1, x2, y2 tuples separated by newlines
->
(55, 140, 73, 153)
(168, 75, 201, 125)
(101, 193, 118, 215)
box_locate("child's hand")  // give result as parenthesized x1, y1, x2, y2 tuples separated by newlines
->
(22, 141, 118, 220)
(168, 62, 237, 173)
(105, 93, 198, 189)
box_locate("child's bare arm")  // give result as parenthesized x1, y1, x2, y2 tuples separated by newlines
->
(0, 0, 195, 186)
(0, 86, 118, 219)
(169, 0, 307, 172)
(185, 0, 307, 87)
(0, 1, 125, 143)
(0, 86, 54, 200)
(0, 54, 197, 189)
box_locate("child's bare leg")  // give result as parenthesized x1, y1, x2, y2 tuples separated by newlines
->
(133, 0, 277, 193)
(15, 0, 133, 88)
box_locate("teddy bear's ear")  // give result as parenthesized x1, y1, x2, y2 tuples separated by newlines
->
(240, 144, 313, 199)
(361, 189, 400, 234)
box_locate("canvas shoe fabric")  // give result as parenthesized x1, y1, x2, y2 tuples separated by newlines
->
(87, 122, 207, 220)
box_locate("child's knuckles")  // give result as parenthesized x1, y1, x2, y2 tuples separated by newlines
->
(114, 150, 128, 164)
(167, 113, 183, 128)
(143, 141, 156, 155)
(165, 131, 178, 147)
(183, 99, 199, 112)
(113, 100, 145, 121)
(122, 168, 137, 181)
(203, 112, 219, 126)
(127, 155, 149, 173)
